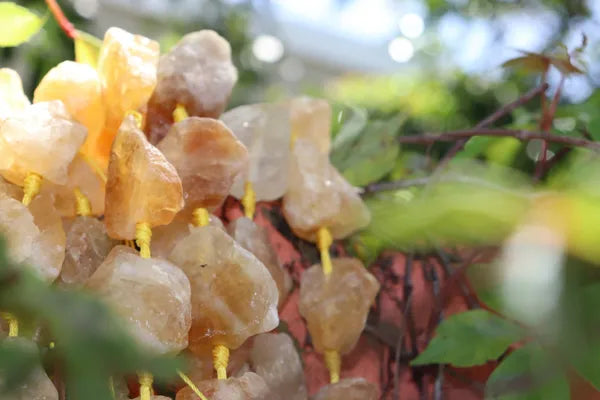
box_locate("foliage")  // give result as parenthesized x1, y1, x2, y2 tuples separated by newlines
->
(0, 3, 46, 47)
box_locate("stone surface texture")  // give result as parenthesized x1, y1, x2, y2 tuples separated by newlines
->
(168, 225, 278, 352)
(86, 245, 191, 354)
(289, 96, 331, 154)
(0, 68, 30, 121)
(145, 30, 237, 144)
(221, 103, 290, 201)
(158, 117, 247, 212)
(298, 258, 379, 355)
(104, 115, 183, 239)
(283, 139, 370, 242)
(176, 372, 269, 400)
(0, 100, 87, 186)
(312, 378, 378, 400)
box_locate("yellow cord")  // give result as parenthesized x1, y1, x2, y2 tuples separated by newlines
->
(22, 172, 42, 206)
(192, 208, 210, 227)
(1, 312, 18, 337)
(138, 372, 153, 400)
(173, 104, 189, 123)
(178, 370, 209, 400)
(324, 350, 341, 383)
(213, 344, 230, 380)
(290, 129, 298, 150)
(126, 110, 144, 129)
(241, 181, 255, 219)
(317, 227, 333, 276)
(135, 222, 152, 259)
(74, 188, 92, 217)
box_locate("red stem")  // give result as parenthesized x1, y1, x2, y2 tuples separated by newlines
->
(535, 75, 565, 179)
(45, 0, 78, 40)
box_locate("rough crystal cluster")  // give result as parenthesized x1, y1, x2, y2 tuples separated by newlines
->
(313, 378, 378, 400)
(97, 27, 159, 164)
(299, 258, 379, 354)
(289, 96, 331, 154)
(0, 101, 87, 186)
(33, 61, 105, 162)
(157, 117, 248, 213)
(86, 245, 191, 354)
(221, 103, 291, 201)
(228, 217, 292, 308)
(168, 225, 278, 352)
(283, 139, 370, 242)
(104, 115, 183, 239)
(60, 216, 117, 286)
(176, 372, 269, 400)
(145, 30, 238, 144)
(250, 333, 307, 400)
(0, 68, 30, 121)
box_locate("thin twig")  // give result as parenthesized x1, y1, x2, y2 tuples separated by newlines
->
(45, 0, 78, 39)
(393, 254, 414, 400)
(398, 128, 600, 151)
(535, 76, 565, 179)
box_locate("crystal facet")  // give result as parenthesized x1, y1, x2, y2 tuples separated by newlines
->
(157, 117, 247, 213)
(176, 372, 269, 400)
(313, 378, 378, 400)
(221, 103, 290, 201)
(168, 225, 279, 352)
(104, 115, 184, 239)
(0, 101, 87, 186)
(0, 68, 30, 121)
(298, 258, 379, 354)
(86, 245, 191, 354)
(145, 30, 237, 144)
(289, 96, 331, 154)
(283, 139, 370, 242)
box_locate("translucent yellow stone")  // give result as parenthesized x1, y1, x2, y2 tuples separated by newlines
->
(283, 139, 370, 242)
(298, 258, 379, 354)
(168, 225, 279, 352)
(86, 245, 192, 354)
(0, 68, 30, 121)
(289, 96, 331, 153)
(33, 61, 105, 163)
(104, 115, 184, 240)
(176, 372, 269, 400)
(97, 27, 159, 164)
(0, 101, 87, 186)
(313, 378, 378, 400)
(145, 30, 237, 144)
(0, 176, 23, 199)
(157, 117, 248, 213)
(228, 217, 292, 309)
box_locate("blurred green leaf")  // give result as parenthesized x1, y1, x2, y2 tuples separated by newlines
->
(74, 30, 102, 68)
(0, 338, 40, 392)
(411, 309, 523, 367)
(331, 106, 368, 150)
(486, 344, 569, 400)
(0, 3, 46, 47)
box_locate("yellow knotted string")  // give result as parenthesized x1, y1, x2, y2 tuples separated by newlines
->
(22, 172, 42, 206)
(213, 344, 230, 380)
(1, 312, 18, 337)
(135, 222, 152, 259)
(178, 370, 209, 400)
(241, 181, 255, 219)
(192, 208, 210, 227)
(138, 372, 153, 400)
(317, 227, 333, 276)
(173, 103, 189, 122)
(74, 188, 92, 217)
(324, 350, 340, 384)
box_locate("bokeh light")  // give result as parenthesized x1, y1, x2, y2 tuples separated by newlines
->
(399, 13, 425, 39)
(388, 37, 414, 63)
(252, 35, 285, 63)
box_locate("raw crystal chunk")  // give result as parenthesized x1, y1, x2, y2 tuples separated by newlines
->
(250, 333, 307, 400)
(283, 139, 370, 242)
(86, 245, 191, 354)
(222, 103, 290, 201)
(0, 176, 22, 200)
(46, 154, 106, 217)
(168, 225, 278, 351)
(145, 30, 237, 144)
(157, 117, 247, 212)
(228, 217, 292, 308)
(289, 96, 331, 154)
(0, 195, 65, 282)
(60, 216, 116, 286)
(97, 27, 159, 164)
(313, 378, 378, 400)
(299, 258, 379, 354)
(33, 61, 105, 162)
(133, 397, 170, 400)
(176, 372, 269, 400)
(0, 68, 30, 120)
(0, 101, 87, 186)
(104, 115, 184, 239)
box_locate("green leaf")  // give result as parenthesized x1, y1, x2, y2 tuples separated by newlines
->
(0, 3, 46, 47)
(74, 30, 103, 68)
(331, 106, 368, 150)
(486, 344, 569, 400)
(411, 310, 523, 367)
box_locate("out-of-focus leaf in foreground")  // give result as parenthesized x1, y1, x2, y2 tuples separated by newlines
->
(74, 30, 102, 68)
(0, 3, 46, 47)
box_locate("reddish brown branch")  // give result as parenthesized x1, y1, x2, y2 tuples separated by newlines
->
(45, 0, 78, 39)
